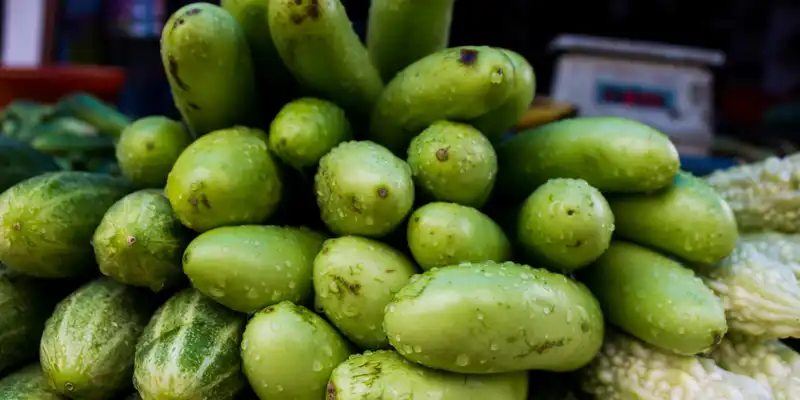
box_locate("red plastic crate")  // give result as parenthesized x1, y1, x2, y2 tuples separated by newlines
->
(0, 66, 126, 109)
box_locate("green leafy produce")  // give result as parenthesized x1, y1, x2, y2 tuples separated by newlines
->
(313, 236, 419, 350)
(383, 261, 604, 374)
(241, 301, 352, 400)
(581, 331, 772, 400)
(56, 92, 132, 138)
(699, 240, 800, 339)
(407, 202, 511, 270)
(116, 116, 193, 188)
(706, 153, 800, 233)
(93, 189, 190, 292)
(0, 171, 134, 278)
(517, 178, 614, 272)
(0, 136, 60, 193)
(406, 120, 497, 208)
(133, 289, 247, 400)
(328, 350, 529, 400)
(711, 334, 800, 399)
(165, 126, 283, 233)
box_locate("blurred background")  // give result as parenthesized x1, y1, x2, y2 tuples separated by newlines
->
(2, 0, 800, 174)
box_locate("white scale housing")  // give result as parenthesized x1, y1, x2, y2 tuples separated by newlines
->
(549, 34, 726, 156)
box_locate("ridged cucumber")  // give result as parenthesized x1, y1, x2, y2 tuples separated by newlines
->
(40, 278, 156, 399)
(0, 364, 66, 400)
(134, 289, 247, 400)
(0, 171, 134, 278)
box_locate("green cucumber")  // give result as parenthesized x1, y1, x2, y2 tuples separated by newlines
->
(161, 3, 259, 136)
(133, 289, 247, 400)
(40, 278, 156, 400)
(0, 171, 134, 278)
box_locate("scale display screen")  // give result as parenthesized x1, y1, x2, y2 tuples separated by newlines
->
(595, 82, 675, 110)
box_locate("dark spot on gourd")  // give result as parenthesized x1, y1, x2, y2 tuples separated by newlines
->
(174, 18, 185, 27)
(377, 187, 388, 198)
(581, 321, 590, 332)
(322, 246, 329, 254)
(333, 275, 360, 295)
(350, 196, 362, 213)
(567, 240, 582, 248)
(413, 216, 420, 222)
(290, 0, 320, 24)
(182, 251, 191, 264)
(459, 49, 478, 65)
(188, 102, 200, 110)
(533, 338, 566, 354)
(386, 269, 395, 273)
(145, 142, 155, 151)
(167, 56, 190, 91)
(200, 194, 211, 209)
(188, 197, 198, 207)
(126, 236, 137, 245)
(185, 8, 202, 16)
(12, 222, 21, 231)
(566, 209, 575, 216)
(326, 381, 337, 400)
(263, 306, 275, 313)
(435, 147, 449, 161)
(496, 68, 503, 76)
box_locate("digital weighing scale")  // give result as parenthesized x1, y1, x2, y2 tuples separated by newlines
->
(548, 34, 726, 156)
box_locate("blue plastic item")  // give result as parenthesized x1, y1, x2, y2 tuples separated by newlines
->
(679, 155, 738, 177)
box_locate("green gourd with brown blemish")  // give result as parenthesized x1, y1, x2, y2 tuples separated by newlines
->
(160, 3, 259, 137)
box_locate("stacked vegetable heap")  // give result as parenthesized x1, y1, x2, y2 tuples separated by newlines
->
(1, 1, 799, 399)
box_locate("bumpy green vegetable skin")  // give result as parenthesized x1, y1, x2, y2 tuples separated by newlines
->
(327, 350, 529, 400)
(517, 178, 614, 272)
(609, 172, 738, 264)
(161, 3, 258, 136)
(497, 117, 680, 200)
(406, 121, 497, 208)
(383, 261, 604, 374)
(40, 278, 154, 400)
(183, 225, 321, 313)
(241, 301, 352, 400)
(581, 331, 772, 400)
(313, 236, 419, 350)
(166, 126, 283, 233)
(116, 116, 192, 189)
(0, 364, 66, 400)
(369, 46, 516, 154)
(366, 0, 455, 83)
(221, 0, 298, 112)
(580, 241, 727, 355)
(268, 0, 383, 124)
(268, 97, 352, 170)
(315, 141, 415, 237)
(711, 334, 800, 399)
(471, 49, 536, 144)
(93, 190, 190, 292)
(0, 171, 134, 278)
(0, 266, 64, 376)
(407, 202, 511, 270)
(706, 154, 800, 233)
(134, 289, 247, 400)
(700, 241, 800, 339)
